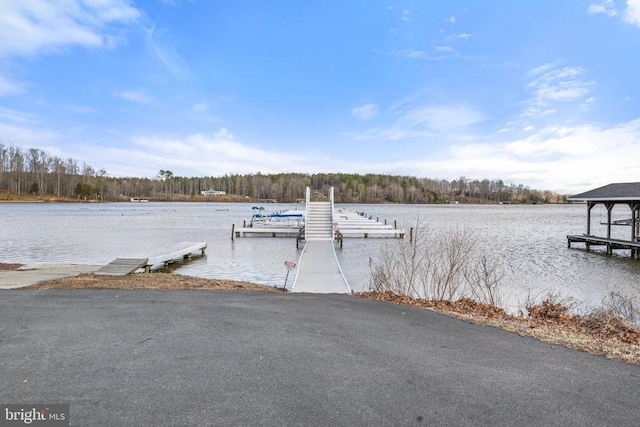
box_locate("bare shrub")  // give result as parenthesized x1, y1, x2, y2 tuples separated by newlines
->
(601, 291, 638, 323)
(526, 292, 576, 321)
(369, 218, 503, 306)
(463, 255, 504, 307)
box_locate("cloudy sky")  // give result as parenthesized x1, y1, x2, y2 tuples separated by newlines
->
(1, 0, 639, 193)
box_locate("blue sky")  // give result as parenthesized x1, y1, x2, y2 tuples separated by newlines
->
(1, 0, 639, 193)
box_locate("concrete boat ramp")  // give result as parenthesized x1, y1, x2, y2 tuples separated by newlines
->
(0, 242, 207, 289)
(96, 241, 207, 276)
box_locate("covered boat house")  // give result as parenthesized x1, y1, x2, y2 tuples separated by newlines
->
(567, 182, 640, 259)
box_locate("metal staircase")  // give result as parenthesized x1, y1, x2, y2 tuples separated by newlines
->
(305, 188, 333, 241)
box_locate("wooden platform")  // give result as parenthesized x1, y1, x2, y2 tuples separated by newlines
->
(95, 241, 207, 276)
(567, 235, 640, 258)
(95, 258, 148, 276)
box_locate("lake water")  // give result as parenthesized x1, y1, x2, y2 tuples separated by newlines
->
(1, 202, 639, 312)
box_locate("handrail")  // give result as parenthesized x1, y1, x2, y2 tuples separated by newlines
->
(329, 187, 335, 241)
(304, 187, 310, 241)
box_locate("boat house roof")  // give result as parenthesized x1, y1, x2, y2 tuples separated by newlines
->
(568, 182, 640, 202)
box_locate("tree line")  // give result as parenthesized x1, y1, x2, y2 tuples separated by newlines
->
(0, 143, 567, 203)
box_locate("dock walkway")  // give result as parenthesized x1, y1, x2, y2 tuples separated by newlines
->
(290, 241, 350, 293)
(567, 235, 640, 258)
(96, 241, 207, 276)
(291, 188, 350, 293)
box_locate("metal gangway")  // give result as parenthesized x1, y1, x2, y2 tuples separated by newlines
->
(290, 187, 350, 293)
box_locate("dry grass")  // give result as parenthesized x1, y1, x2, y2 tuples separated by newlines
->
(27, 272, 280, 292)
(355, 291, 640, 366)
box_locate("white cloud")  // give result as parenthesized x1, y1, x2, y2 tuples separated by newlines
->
(83, 130, 336, 178)
(0, 75, 25, 96)
(587, 0, 640, 27)
(191, 102, 208, 113)
(526, 65, 594, 107)
(446, 16, 457, 24)
(391, 49, 427, 59)
(625, 0, 640, 26)
(0, 121, 59, 147)
(431, 120, 640, 193)
(400, 104, 485, 131)
(145, 24, 192, 80)
(376, 48, 451, 61)
(351, 103, 379, 120)
(588, 0, 618, 17)
(434, 46, 456, 52)
(117, 90, 154, 104)
(351, 102, 485, 141)
(0, 106, 36, 124)
(0, 0, 140, 57)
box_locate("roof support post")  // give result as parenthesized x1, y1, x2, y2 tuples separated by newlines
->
(631, 202, 639, 242)
(587, 202, 595, 235)
(605, 202, 614, 239)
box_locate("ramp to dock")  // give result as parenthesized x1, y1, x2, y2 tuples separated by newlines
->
(291, 241, 350, 293)
(96, 241, 207, 276)
(94, 258, 148, 276)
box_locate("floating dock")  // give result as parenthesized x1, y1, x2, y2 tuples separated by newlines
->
(96, 241, 207, 276)
(232, 209, 404, 239)
(333, 209, 405, 238)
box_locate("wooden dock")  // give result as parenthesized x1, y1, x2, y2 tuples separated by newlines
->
(567, 182, 640, 260)
(567, 235, 640, 258)
(95, 241, 207, 276)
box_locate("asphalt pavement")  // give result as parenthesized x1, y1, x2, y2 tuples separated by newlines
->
(1, 290, 639, 426)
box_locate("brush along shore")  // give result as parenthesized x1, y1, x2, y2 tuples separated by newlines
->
(3, 263, 639, 365)
(355, 291, 640, 366)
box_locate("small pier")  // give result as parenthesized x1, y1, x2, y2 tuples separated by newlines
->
(291, 187, 350, 293)
(567, 235, 640, 257)
(567, 182, 640, 259)
(96, 241, 207, 276)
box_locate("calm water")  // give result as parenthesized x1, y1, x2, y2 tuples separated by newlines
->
(1, 202, 639, 311)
